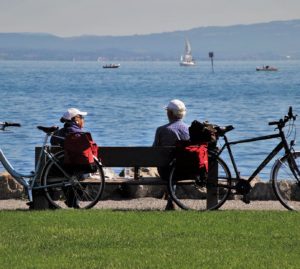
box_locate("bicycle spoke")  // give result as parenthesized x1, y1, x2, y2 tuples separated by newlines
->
(168, 155, 231, 210)
(41, 152, 105, 209)
(272, 151, 300, 211)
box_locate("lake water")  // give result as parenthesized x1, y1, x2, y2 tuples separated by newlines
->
(0, 60, 299, 180)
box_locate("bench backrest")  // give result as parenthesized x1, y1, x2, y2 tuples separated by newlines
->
(99, 147, 175, 167)
(35, 146, 175, 168)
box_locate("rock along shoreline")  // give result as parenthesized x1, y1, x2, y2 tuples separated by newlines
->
(0, 171, 288, 211)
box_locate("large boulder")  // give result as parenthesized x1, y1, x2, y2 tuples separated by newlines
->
(0, 172, 24, 199)
(101, 167, 123, 200)
(107, 167, 166, 199)
(228, 177, 277, 201)
(0, 170, 281, 202)
(249, 181, 277, 200)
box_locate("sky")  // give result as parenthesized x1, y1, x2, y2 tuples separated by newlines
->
(1, 0, 300, 37)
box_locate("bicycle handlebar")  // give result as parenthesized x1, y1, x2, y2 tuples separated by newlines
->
(0, 122, 21, 131)
(268, 106, 297, 128)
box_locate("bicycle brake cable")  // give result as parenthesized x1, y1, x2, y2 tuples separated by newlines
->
(288, 120, 297, 151)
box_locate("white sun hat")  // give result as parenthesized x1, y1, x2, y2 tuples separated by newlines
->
(165, 99, 187, 118)
(165, 99, 186, 112)
(62, 108, 88, 121)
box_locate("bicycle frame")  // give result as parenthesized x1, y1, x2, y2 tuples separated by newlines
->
(216, 127, 294, 183)
(0, 148, 32, 185)
(0, 132, 70, 201)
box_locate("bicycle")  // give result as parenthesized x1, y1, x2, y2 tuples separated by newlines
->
(168, 107, 300, 211)
(0, 123, 105, 209)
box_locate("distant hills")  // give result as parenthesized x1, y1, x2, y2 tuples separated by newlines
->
(0, 20, 300, 61)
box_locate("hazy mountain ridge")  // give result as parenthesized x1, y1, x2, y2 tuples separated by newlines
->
(0, 20, 299, 60)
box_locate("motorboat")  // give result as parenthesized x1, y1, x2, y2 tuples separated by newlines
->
(256, 65, 278, 71)
(180, 39, 196, 66)
(103, 63, 120, 69)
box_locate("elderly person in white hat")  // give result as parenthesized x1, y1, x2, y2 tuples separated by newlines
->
(50, 108, 88, 146)
(153, 99, 189, 147)
(50, 108, 88, 208)
(153, 99, 190, 210)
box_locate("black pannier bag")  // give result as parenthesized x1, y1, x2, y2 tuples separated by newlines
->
(188, 120, 218, 147)
(173, 120, 217, 180)
(174, 140, 208, 180)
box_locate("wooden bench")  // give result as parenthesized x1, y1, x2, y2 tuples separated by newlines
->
(99, 146, 174, 185)
(33, 146, 218, 209)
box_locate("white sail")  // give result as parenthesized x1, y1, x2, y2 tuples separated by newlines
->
(185, 39, 192, 55)
(180, 39, 196, 66)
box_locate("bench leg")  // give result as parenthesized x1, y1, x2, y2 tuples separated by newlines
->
(207, 158, 218, 209)
(29, 190, 51, 210)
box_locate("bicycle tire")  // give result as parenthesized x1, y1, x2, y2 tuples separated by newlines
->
(272, 151, 300, 211)
(41, 151, 105, 209)
(168, 152, 231, 210)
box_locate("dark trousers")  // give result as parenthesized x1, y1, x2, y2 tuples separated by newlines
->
(158, 166, 174, 209)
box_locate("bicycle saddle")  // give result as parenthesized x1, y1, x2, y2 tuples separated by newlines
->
(215, 125, 234, 136)
(37, 126, 59, 134)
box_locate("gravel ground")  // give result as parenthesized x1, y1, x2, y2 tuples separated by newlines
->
(0, 198, 288, 211)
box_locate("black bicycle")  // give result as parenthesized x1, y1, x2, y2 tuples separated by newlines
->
(168, 107, 300, 211)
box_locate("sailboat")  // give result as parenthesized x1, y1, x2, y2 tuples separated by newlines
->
(180, 39, 196, 66)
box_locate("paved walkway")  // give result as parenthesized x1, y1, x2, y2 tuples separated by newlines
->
(0, 198, 287, 211)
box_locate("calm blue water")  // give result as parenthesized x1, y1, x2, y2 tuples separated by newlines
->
(0, 60, 299, 180)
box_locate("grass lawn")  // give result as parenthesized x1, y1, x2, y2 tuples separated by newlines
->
(0, 210, 299, 269)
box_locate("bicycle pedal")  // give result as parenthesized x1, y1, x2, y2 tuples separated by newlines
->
(236, 179, 252, 195)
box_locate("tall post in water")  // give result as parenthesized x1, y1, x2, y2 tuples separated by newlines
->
(209, 52, 214, 73)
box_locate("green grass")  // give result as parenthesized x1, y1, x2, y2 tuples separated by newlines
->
(0, 210, 300, 269)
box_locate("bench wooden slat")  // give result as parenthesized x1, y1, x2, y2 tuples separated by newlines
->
(36, 146, 175, 167)
(105, 177, 167, 185)
(105, 178, 197, 185)
(99, 146, 174, 167)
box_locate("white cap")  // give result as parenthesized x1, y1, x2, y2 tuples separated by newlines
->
(62, 108, 87, 121)
(166, 98, 186, 111)
(165, 99, 187, 119)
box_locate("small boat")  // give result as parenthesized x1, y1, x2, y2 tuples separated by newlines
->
(180, 39, 196, 66)
(103, 63, 120, 69)
(256, 65, 278, 71)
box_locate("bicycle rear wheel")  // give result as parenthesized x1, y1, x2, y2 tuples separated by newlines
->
(272, 151, 300, 211)
(168, 153, 231, 210)
(41, 152, 105, 209)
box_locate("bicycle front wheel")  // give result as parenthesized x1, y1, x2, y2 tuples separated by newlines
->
(272, 151, 300, 211)
(168, 153, 231, 210)
(41, 152, 105, 209)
